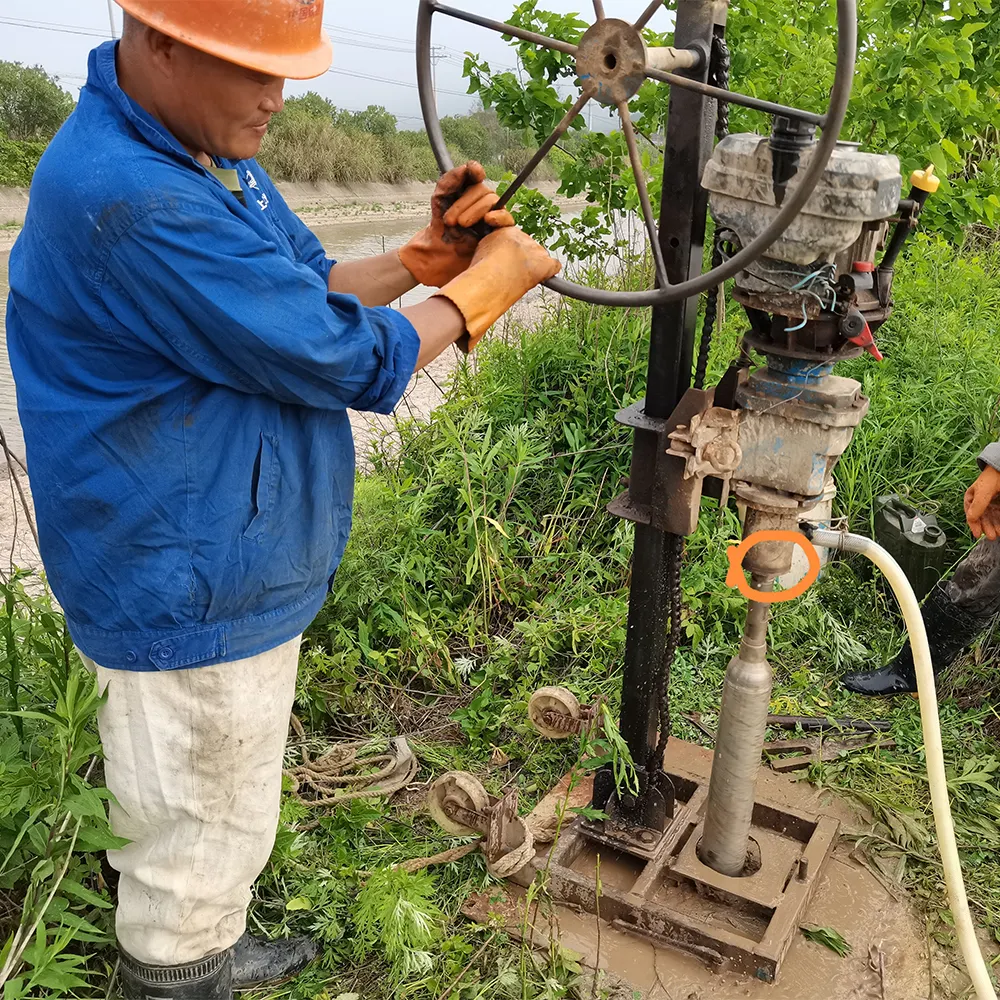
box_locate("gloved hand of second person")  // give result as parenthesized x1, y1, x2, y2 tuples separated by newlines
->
(434, 226, 562, 352)
(398, 161, 516, 288)
(965, 465, 1000, 540)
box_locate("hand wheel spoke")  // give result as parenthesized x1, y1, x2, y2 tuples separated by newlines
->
(645, 67, 826, 126)
(495, 92, 592, 211)
(634, 0, 664, 31)
(618, 100, 669, 289)
(432, 2, 577, 56)
(593, 0, 606, 19)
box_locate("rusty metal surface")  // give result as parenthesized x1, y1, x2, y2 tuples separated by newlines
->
(485, 788, 521, 862)
(657, 389, 715, 536)
(500, 738, 841, 984)
(672, 818, 809, 910)
(742, 323, 865, 363)
(667, 405, 743, 482)
(575, 18, 648, 105)
(763, 733, 897, 773)
(470, 739, 932, 997)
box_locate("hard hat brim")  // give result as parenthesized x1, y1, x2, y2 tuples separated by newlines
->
(119, 5, 334, 80)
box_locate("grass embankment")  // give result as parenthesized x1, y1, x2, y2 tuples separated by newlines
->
(2, 235, 1000, 997)
(250, 103, 558, 187)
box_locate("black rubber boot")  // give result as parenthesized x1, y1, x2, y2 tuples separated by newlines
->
(842, 584, 997, 696)
(120, 946, 232, 998)
(232, 932, 320, 990)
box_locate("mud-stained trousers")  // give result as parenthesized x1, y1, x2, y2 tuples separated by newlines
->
(80, 636, 301, 966)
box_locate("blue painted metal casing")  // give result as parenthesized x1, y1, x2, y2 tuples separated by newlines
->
(733, 360, 868, 500)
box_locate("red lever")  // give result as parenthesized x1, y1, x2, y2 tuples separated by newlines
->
(847, 319, 883, 361)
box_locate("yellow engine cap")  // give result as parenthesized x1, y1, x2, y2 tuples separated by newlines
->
(911, 164, 941, 194)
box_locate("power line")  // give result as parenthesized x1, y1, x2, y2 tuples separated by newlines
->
(3, 15, 512, 107)
(327, 34, 414, 56)
(326, 66, 476, 100)
(323, 22, 426, 48)
(0, 16, 110, 39)
(323, 20, 519, 72)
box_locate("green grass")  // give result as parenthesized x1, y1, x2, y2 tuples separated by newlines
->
(2, 234, 1000, 997)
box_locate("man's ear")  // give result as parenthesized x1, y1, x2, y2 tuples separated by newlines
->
(144, 26, 178, 78)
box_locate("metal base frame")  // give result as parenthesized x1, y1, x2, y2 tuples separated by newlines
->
(504, 742, 838, 985)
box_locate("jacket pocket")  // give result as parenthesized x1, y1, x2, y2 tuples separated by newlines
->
(244, 433, 278, 541)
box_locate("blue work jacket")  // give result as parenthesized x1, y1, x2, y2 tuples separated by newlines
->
(5, 42, 420, 671)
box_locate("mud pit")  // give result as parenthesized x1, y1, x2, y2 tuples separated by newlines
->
(466, 739, 937, 1000)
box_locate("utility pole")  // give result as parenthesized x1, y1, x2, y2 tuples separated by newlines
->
(107, 0, 117, 38)
(430, 44, 446, 103)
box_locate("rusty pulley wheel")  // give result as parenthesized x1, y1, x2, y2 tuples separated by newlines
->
(415, 0, 858, 308)
(426, 770, 490, 836)
(528, 685, 582, 739)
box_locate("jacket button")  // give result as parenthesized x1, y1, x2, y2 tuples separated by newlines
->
(158, 647, 174, 661)
(125, 651, 137, 664)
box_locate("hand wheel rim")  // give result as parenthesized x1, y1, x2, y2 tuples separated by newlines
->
(415, 0, 858, 307)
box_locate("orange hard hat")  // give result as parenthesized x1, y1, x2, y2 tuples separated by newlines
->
(116, 0, 333, 80)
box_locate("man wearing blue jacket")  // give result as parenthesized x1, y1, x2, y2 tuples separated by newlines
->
(4, 2, 560, 996)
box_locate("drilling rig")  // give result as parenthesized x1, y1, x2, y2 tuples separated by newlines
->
(416, 0, 938, 991)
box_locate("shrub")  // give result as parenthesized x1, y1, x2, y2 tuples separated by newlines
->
(0, 132, 46, 188)
(0, 62, 74, 143)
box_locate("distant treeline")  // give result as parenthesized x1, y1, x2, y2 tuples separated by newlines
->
(0, 61, 562, 188)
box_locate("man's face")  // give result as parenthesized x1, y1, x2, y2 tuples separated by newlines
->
(157, 40, 285, 161)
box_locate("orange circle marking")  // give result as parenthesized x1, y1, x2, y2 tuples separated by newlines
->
(725, 530, 822, 604)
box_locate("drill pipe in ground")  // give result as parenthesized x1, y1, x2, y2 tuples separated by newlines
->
(699, 574, 775, 877)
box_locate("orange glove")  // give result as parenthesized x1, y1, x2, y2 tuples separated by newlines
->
(434, 226, 561, 352)
(397, 161, 515, 288)
(966, 466, 1000, 540)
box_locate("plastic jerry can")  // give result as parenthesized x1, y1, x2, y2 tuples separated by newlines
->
(874, 495, 947, 600)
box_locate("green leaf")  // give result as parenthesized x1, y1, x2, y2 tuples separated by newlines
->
(800, 925, 852, 956)
(960, 21, 988, 38)
(59, 877, 113, 909)
(30, 966, 89, 990)
(570, 806, 610, 822)
(64, 788, 106, 821)
(25, 822, 49, 857)
(73, 825, 130, 853)
(940, 138, 962, 162)
(56, 911, 113, 943)
(285, 895, 313, 911)
(2, 975, 26, 1000)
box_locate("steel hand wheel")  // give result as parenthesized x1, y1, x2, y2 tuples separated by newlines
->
(416, 0, 858, 308)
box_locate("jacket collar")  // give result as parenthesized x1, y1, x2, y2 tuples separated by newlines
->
(87, 41, 221, 170)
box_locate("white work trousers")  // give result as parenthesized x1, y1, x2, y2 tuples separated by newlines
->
(83, 636, 301, 966)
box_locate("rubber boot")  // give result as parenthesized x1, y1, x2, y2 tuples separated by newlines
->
(120, 946, 233, 999)
(842, 585, 997, 696)
(232, 932, 320, 989)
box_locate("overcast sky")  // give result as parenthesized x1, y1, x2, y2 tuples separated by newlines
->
(0, 0, 662, 128)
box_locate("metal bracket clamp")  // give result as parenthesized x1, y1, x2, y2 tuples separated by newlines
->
(667, 405, 742, 506)
(609, 390, 733, 536)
